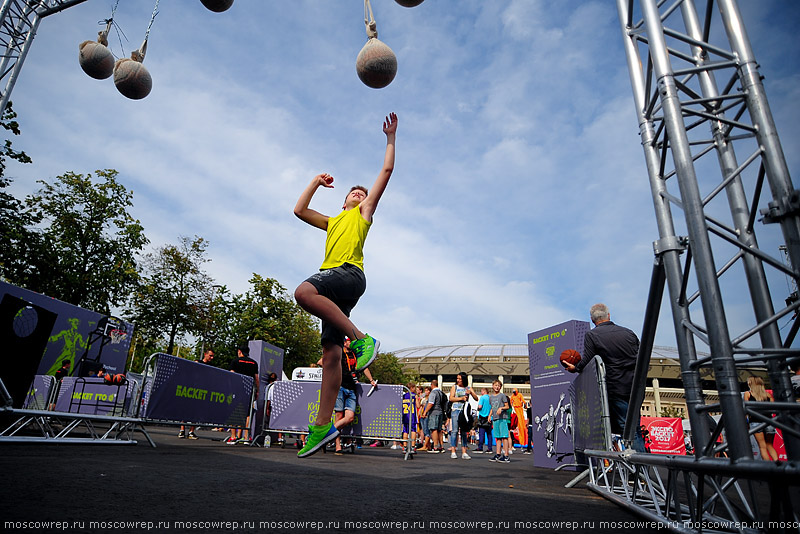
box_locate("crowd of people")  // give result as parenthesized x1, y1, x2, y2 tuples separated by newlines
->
(172, 269, 796, 463)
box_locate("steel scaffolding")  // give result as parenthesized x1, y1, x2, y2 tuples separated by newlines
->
(0, 0, 87, 116)
(587, 0, 800, 531)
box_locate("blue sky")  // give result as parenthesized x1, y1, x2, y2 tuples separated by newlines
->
(5, 0, 800, 353)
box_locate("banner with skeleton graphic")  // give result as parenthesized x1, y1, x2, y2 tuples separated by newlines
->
(528, 319, 591, 469)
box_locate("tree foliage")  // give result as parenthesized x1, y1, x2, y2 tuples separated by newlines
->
(0, 101, 33, 282)
(0, 101, 31, 174)
(9, 169, 148, 313)
(364, 351, 421, 386)
(214, 274, 321, 371)
(127, 235, 212, 355)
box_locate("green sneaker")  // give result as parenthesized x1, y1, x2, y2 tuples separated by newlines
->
(351, 335, 380, 371)
(297, 422, 339, 458)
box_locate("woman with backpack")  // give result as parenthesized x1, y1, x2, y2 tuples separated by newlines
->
(449, 372, 479, 459)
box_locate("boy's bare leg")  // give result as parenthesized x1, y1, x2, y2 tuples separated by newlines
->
(315, 342, 342, 427)
(295, 282, 365, 340)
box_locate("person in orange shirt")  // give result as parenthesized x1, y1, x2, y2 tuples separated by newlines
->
(510, 389, 528, 447)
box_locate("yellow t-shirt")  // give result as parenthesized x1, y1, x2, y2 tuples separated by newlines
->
(320, 206, 371, 271)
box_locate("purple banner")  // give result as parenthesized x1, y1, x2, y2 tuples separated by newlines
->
(269, 381, 403, 438)
(143, 353, 252, 427)
(0, 282, 133, 376)
(528, 319, 590, 469)
(22, 375, 55, 410)
(54, 377, 136, 415)
(569, 356, 610, 464)
(249, 340, 285, 438)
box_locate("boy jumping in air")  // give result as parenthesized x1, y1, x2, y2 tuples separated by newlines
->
(293, 112, 398, 458)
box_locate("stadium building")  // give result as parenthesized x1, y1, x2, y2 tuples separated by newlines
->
(393, 344, 768, 418)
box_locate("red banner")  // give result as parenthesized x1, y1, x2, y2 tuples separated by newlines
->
(641, 417, 686, 455)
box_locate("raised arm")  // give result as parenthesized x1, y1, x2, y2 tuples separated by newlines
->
(358, 112, 397, 222)
(294, 173, 334, 230)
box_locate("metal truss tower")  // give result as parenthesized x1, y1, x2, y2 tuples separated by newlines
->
(0, 0, 87, 116)
(582, 0, 800, 532)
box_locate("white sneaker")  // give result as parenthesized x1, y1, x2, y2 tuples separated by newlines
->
(462, 453, 471, 460)
(390, 444, 399, 450)
(450, 451, 457, 459)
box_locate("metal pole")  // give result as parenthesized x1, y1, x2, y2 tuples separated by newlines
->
(616, 0, 712, 455)
(680, 0, 800, 461)
(639, 0, 751, 461)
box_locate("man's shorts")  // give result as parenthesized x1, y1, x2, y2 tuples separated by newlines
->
(335, 387, 357, 413)
(304, 263, 366, 347)
(402, 414, 418, 435)
(427, 413, 443, 432)
(492, 418, 510, 439)
(420, 417, 431, 437)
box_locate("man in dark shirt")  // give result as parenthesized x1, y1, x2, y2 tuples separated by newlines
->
(564, 303, 645, 452)
(54, 360, 71, 381)
(227, 345, 259, 444)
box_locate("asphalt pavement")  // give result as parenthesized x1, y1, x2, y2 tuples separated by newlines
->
(1, 426, 657, 534)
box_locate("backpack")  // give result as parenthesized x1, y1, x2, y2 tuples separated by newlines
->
(437, 389, 451, 419)
(459, 402, 475, 430)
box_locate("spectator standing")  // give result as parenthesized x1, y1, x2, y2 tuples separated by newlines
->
(475, 387, 493, 453)
(564, 303, 645, 452)
(399, 381, 418, 453)
(54, 360, 71, 381)
(418, 385, 432, 451)
(448, 372, 478, 459)
(422, 379, 446, 453)
(227, 345, 259, 445)
(321, 338, 376, 454)
(744, 376, 778, 460)
(510, 388, 528, 447)
(488, 379, 511, 463)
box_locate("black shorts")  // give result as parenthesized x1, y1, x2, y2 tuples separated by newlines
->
(304, 263, 366, 347)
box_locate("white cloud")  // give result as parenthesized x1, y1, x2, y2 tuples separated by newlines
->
(5, 0, 799, 356)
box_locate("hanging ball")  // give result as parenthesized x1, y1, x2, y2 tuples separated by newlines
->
(200, 0, 233, 12)
(113, 58, 152, 100)
(395, 0, 424, 7)
(356, 38, 397, 89)
(79, 40, 114, 80)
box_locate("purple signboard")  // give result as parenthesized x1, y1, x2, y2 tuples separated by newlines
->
(528, 319, 591, 469)
(249, 340, 285, 439)
(143, 353, 252, 427)
(0, 282, 133, 376)
(269, 381, 403, 438)
(54, 377, 136, 415)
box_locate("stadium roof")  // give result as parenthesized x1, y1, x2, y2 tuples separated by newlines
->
(392, 344, 688, 360)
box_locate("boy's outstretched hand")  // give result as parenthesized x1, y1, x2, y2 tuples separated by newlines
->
(383, 112, 398, 135)
(316, 173, 334, 188)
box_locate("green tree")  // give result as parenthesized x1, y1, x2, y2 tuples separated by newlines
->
(659, 405, 684, 418)
(0, 101, 34, 282)
(364, 351, 421, 386)
(127, 235, 212, 355)
(218, 274, 321, 372)
(14, 169, 148, 313)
